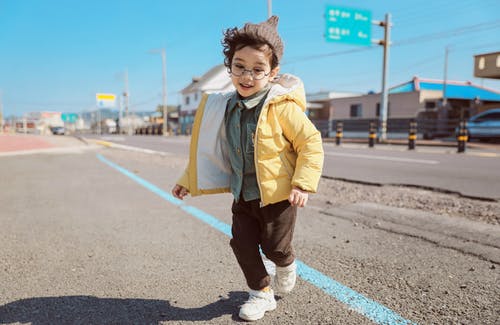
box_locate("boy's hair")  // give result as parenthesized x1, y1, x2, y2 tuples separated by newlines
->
(222, 16, 283, 70)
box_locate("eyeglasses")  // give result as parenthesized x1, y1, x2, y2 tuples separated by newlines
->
(230, 63, 271, 80)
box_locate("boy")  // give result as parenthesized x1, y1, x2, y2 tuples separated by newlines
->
(172, 16, 324, 321)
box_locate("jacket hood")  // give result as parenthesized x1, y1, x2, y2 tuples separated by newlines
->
(266, 74, 306, 111)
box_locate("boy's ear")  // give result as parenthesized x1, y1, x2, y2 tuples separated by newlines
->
(270, 66, 280, 79)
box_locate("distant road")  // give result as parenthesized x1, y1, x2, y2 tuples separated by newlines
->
(84, 134, 500, 201)
(321, 144, 500, 200)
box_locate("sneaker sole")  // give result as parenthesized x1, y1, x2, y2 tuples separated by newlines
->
(238, 302, 277, 321)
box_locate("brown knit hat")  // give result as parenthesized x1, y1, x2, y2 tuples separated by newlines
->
(240, 15, 284, 62)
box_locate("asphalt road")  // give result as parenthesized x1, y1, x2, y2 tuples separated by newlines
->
(86, 134, 500, 200)
(1, 145, 499, 324)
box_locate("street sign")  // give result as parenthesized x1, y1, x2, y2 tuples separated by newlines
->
(61, 113, 78, 123)
(325, 6, 372, 46)
(96, 93, 117, 109)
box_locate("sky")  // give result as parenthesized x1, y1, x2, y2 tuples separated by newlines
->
(1, 0, 499, 117)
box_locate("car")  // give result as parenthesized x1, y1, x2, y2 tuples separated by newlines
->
(461, 108, 500, 141)
(51, 126, 65, 135)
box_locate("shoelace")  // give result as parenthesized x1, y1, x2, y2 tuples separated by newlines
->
(245, 292, 267, 305)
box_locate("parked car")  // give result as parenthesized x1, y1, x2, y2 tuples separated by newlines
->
(460, 108, 500, 141)
(50, 126, 65, 135)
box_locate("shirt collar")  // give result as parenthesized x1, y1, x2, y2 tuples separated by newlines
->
(228, 84, 271, 112)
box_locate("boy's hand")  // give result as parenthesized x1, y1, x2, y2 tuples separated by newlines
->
(288, 186, 309, 207)
(172, 184, 189, 200)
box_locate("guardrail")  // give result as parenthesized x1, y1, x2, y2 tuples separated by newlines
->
(312, 118, 464, 140)
(312, 118, 481, 153)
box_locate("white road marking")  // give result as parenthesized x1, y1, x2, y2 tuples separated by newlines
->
(325, 151, 440, 165)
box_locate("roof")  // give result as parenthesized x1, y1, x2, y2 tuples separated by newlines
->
(181, 64, 233, 94)
(390, 77, 500, 101)
(307, 90, 363, 102)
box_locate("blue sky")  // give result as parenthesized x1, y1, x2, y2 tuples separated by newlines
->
(1, 0, 499, 117)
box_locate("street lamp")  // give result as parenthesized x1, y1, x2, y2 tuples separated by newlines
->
(149, 48, 168, 136)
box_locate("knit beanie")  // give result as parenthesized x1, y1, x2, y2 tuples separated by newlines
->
(240, 16, 284, 62)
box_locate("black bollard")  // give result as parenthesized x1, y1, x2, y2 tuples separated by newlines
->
(368, 121, 376, 148)
(336, 121, 343, 146)
(457, 120, 468, 153)
(408, 119, 417, 150)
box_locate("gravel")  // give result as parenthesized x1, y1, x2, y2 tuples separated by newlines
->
(316, 177, 500, 226)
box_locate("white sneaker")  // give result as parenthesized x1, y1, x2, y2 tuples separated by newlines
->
(239, 289, 277, 321)
(274, 261, 297, 294)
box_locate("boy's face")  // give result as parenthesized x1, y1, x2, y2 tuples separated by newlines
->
(230, 46, 279, 98)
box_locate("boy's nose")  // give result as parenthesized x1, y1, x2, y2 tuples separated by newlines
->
(242, 70, 254, 77)
(240, 70, 255, 80)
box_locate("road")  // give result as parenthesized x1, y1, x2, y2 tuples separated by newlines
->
(1, 136, 499, 324)
(86, 134, 500, 200)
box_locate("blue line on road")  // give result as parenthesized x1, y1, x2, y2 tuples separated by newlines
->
(97, 154, 416, 325)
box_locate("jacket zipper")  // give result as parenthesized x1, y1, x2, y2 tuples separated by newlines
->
(254, 102, 268, 208)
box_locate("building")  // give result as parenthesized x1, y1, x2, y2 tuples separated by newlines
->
(320, 77, 500, 138)
(179, 64, 234, 134)
(306, 90, 363, 136)
(474, 51, 500, 79)
(21, 111, 64, 135)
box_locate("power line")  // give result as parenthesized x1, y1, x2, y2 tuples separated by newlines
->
(283, 46, 378, 65)
(391, 0, 488, 24)
(394, 19, 500, 46)
(128, 94, 160, 109)
(450, 41, 500, 52)
(284, 20, 500, 64)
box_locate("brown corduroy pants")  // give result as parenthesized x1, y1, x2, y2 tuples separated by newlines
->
(230, 199, 297, 290)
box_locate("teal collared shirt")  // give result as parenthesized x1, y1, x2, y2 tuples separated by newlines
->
(225, 85, 270, 202)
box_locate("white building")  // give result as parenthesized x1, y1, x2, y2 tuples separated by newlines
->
(178, 64, 234, 134)
(24, 111, 64, 135)
(180, 64, 234, 114)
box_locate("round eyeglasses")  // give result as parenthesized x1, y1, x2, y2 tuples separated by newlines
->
(230, 63, 271, 80)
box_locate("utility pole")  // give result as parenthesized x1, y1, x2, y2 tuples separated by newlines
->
(23, 113, 27, 134)
(443, 46, 449, 108)
(97, 109, 101, 135)
(124, 68, 130, 135)
(0, 91, 3, 134)
(150, 48, 168, 135)
(118, 91, 123, 134)
(267, 0, 272, 18)
(161, 48, 168, 136)
(373, 13, 392, 142)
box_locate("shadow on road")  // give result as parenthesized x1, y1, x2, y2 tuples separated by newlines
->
(0, 292, 248, 324)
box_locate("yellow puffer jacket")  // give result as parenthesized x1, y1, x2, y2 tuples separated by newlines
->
(177, 74, 324, 206)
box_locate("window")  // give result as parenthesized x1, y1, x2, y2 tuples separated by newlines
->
(478, 111, 500, 121)
(185, 95, 190, 105)
(425, 101, 436, 110)
(350, 104, 362, 117)
(194, 92, 198, 101)
(376, 102, 391, 117)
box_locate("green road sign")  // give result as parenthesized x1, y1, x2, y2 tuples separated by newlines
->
(61, 113, 78, 123)
(325, 6, 372, 46)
